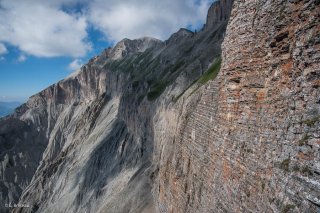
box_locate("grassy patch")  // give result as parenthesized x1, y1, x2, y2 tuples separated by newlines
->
(303, 115, 320, 127)
(280, 158, 290, 172)
(298, 134, 310, 146)
(106, 59, 122, 70)
(292, 164, 300, 172)
(145, 58, 187, 101)
(173, 57, 222, 102)
(137, 94, 145, 104)
(282, 204, 295, 213)
(197, 57, 222, 84)
(170, 61, 185, 73)
(183, 45, 194, 54)
(261, 180, 265, 191)
(301, 166, 313, 176)
(173, 78, 198, 102)
(147, 81, 169, 101)
(245, 188, 250, 197)
(132, 80, 140, 89)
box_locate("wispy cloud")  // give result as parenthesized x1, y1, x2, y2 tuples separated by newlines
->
(68, 59, 83, 70)
(0, 95, 26, 102)
(0, 43, 8, 55)
(0, 0, 214, 58)
(88, 0, 214, 41)
(17, 55, 27, 62)
(0, 0, 91, 58)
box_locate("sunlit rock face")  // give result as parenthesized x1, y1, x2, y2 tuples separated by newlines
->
(155, 0, 320, 212)
(1, 0, 319, 213)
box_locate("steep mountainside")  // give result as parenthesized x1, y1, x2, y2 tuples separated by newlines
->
(0, 0, 319, 213)
(0, 1, 232, 213)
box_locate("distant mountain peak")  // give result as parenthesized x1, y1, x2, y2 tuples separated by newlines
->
(205, 0, 234, 29)
(104, 37, 163, 60)
(166, 28, 194, 44)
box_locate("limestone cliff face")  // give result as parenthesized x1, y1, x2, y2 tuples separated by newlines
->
(155, 0, 320, 212)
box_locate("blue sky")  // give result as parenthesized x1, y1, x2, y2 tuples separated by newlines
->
(0, 0, 214, 102)
(0, 27, 109, 102)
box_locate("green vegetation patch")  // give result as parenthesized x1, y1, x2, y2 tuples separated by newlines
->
(197, 57, 222, 84)
(292, 164, 300, 172)
(145, 59, 188, 102)
(173, 57, 222, 102)
(282, 204, 295, 213)
(106, 59, 122, 70)
(244, 188, 250, 197)
(298, 134, 310, 146)
(303, 115, 320, 127)
(301, 166, 313, 176)
(147, 81, 169, 101)
(280, 158, 290, 172)
(137, 94, 145, 104)
(173, 78, 198, 102)
(170, 61, 185, 73)
(261, 180, 266, 191)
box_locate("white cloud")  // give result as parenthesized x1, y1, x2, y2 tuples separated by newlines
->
(88, 0, 214, 41)
(0, 43, 8, 55)
(0, 0, 91, 58)
(68, 59, 83, 70)
(0, 0, 214, 58)
(18, 55, 26, 62)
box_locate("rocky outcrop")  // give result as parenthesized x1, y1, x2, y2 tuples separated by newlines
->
(155, 0, 320, 212)
(104, 37, 163, 60)
(205, 0, 233, 29)
(166, 28, 194, 45)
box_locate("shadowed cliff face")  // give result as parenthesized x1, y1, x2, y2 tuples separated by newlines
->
(0, 1, 232, 213)
(155, 0, 320, 212)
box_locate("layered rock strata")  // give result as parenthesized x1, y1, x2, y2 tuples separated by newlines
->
(155, 0, 320, 212)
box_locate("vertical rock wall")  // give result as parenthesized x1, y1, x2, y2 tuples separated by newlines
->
(156, 0, 320, 212)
